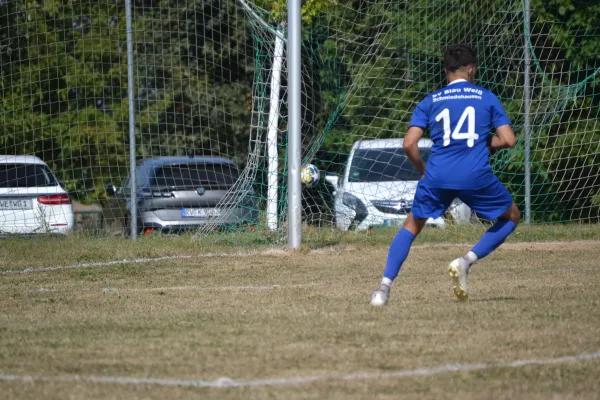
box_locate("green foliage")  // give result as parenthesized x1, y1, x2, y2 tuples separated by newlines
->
(303, 0, 600, 222)
(0, 0, 598, 224)
(254, 0, 337, 25)
(0, 0, 255, 201)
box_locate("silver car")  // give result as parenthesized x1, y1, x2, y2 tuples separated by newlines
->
(106, 156, 258, 234)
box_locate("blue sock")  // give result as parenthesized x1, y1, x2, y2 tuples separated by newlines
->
(383, 228, 416, 283)
(471, 219, 517, 259)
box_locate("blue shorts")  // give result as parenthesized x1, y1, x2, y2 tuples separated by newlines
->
(411, 177, 513, 221)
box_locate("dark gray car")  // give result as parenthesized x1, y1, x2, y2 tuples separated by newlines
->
(106, 156, 258, 233)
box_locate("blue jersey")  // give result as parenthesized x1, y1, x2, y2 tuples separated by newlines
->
(409, 79, 511, 189)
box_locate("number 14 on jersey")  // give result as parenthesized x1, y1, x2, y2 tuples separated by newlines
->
(435, 106, 479, 147)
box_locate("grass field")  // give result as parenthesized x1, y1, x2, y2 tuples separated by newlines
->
(1, 227, 600, 399)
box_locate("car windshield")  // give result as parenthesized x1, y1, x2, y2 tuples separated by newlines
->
(0, 163, 58, 188)
(152, 163, 239, 187)
(348, 148, 431, 182)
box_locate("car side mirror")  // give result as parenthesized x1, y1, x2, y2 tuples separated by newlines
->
(106, 183, 116, 197)
(325, 174, 339, 188)
(325, 174, 339, 195)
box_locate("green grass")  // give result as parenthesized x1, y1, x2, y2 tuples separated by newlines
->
(1, 223, 598, 271)
(0, 230, 599, 399)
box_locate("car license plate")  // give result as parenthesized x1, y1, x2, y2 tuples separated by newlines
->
(0, 199, 33, 210)
(383, 219, 403, 227)
(181, 208, 221, 218)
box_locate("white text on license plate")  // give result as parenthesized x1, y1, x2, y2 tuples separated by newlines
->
(0, 199, 33, 209)
(181, 208, 221, 217)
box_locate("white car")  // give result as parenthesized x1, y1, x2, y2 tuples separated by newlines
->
(0, 155, 74, 235)
(326, 139, 471, 231)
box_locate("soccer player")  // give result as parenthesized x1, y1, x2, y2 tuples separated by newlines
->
(370, 44, 520, 306)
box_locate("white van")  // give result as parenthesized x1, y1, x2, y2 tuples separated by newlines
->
(326, 139, 471, 231)
(0, 156, 74, 235)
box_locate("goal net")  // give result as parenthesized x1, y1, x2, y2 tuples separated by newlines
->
(232, 0, 600, 236)
(0, 0, 598, 238)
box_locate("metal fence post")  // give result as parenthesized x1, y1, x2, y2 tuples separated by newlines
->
(524, 0, 532, 224)
(125, 0, 138, 239)
(287, 0, 302, 248)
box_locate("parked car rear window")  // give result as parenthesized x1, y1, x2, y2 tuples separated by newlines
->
(0, 163, 58, 188)
(349, 148, 431, 182)
(152, 163, 239, 188)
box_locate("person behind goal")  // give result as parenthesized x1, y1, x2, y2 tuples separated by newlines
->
(371, 44, 521, 306)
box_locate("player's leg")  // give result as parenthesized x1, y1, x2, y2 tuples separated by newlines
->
(470, 202, 520, 260)
(371, 184, 454, 306)
(370, 214, 426, 306)
(382, 213, 426, 285)
(449, 179, 520, 300)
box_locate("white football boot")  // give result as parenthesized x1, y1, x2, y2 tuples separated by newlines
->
(448, 257, 471, 301)
(370, 284, 391, 306)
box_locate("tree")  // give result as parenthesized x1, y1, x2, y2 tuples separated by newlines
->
(0, 0, 597, 223)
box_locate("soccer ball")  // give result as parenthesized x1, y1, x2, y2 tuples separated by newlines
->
(300, 164, 320, 187)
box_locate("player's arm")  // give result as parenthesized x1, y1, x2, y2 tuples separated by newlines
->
(488, 94, 516, 150)
(403, 126, 426, 178)
(488, 124, 516, 149)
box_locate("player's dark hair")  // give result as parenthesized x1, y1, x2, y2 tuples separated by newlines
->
(444, 45, 477, 72)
